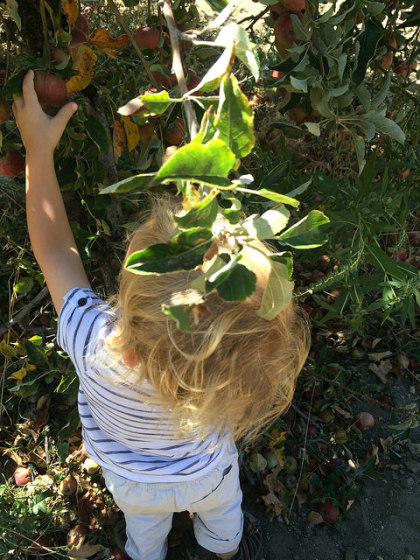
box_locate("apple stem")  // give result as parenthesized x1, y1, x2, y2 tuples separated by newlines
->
(159, 0, 199, 139)
(106, 0, 158, 89)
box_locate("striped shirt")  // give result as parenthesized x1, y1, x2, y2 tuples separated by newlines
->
(57, 287, 229, 482)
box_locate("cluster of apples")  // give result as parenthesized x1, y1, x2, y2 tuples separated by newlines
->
(379, 33, 418, 75)
(0, 12, 90, 178)
(270, 0, 306, 56)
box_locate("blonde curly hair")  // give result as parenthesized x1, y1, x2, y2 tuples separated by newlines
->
(107, 196, 310, 441)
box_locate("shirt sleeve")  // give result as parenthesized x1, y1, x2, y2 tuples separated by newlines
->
(57, 287, 111, 374)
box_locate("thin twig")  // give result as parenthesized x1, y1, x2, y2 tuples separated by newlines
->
(159, 0, 198, 138)
(106, 0, 158, 88)
(0, 187, 25, 211)
(0, 286, 49, 337)
(310, 371, 412, 416)
(39, 0, 51, 62)
(290, 402, 321, 430)
(238, 6, 270, 31)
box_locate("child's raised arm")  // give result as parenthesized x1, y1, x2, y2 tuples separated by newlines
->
(13, 70, 91, 315)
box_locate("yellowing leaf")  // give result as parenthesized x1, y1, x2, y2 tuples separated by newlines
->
(66, 74, 92, 94)
(113, 120, 126, 161)
(88, 29, 130, 53)
(121, 116, 140, 151)
(8, 367, 27, 383)
(269, 429, 286, 467)
(62, 0, 78, 25)
(0, 340, 17, 358)
(66, 46, 97, 94)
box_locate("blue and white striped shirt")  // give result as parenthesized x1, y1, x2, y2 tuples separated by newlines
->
(57, 287, 229, 482)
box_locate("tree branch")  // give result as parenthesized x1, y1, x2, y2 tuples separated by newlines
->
(106, 0, 158, 88)
(159, 0, 198, 139)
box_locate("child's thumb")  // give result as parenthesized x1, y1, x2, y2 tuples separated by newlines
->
(55, 102, 78, 128)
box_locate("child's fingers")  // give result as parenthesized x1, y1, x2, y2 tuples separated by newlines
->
(12, 93, 24, 112)
(54, 102, 78, 131)
(21, 70, 39, 106)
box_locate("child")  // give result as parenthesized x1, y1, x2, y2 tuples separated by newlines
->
(13, 70, 310, 560)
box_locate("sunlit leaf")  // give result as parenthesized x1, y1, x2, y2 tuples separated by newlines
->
(175, 193, 219, 229)
(279, 210, 330, 248)
(256, 260, 294, 320)
(121, 116, 140, 151)
(152, 139, 235, 185)
(215, 74, 255, 158)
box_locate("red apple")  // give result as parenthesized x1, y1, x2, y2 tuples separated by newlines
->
(138, 121, 155, 144)
(75, 13, 89, 34)
(14, 465, 32, 485)
(152, 69, 177, 89)
(187, 69, 202, 93)
(0, 98, 11, 124)
(379, 49, 393, 70)
(288, 103, 307, 124)
(355, 411, 375, 431)
(51, 47, 69, 66)
(163, 116, 185, 145)
(271, 0, 305, 14)
(70, 27, 88, 58)
(67, 524, 89, 546)
(0, 151, 25, 178)
(34, 70, 67, 107)
(29, 535, 50, 556)
(112, 547, 130, 560)
(317, 501, 339, 524)
(393, 59, 407, 75)
(274, 12, 303, 56)
(136, 26, 161, 49)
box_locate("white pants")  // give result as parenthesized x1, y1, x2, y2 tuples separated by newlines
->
(102, 446, 243, 560)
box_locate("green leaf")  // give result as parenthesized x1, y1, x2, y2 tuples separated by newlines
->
(25, 340, 49, 366)
(352, 18, 384, 86)
(365, 1, 385, 16)
(338, 53, 347, 82)
(214, 23, 260, 80)
(286, 179, 312, 198)
(2, 69, 27, 97)
(365, 243, 406, 281)
(236, 187, 300, 208)
(304, 122, 320, 136)
(349, 128, 366, 174)
(139, 90, 174, 115)
(122, 0, 139, 6)
(371, 73, 391, 108)
(152, 139, 235, 185)
(14, 277, 33, 296)
(99, 173, 155, 194)
(190, 48, 234, 93)
(290, 76, 308, 93)
(162, 304, 193, 332)
(215, 74, 255, 158)
(175, 194, 219, 229)
(279, 210, 330, 248)
(85, 115, 109, 153)
(310, 86, 333, 117)
(204, 0, 227, 10)
(242, 207, 290, 240)
(354, 84, 371, 112)
(208, 261, 257, 302)
(5, 0, 21, 30)
(125, 239, 213, 275)
(361, 111, 405, 144)
(256, 260, 294, 320)
(291, 13, 310, 40)
(356, 120, 376, 142)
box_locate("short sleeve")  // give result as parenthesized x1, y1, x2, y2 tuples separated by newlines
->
(57, 287, 111, 374)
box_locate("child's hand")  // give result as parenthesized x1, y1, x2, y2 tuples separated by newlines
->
(12, 70, 77, 156)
